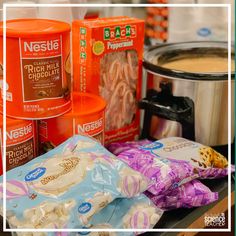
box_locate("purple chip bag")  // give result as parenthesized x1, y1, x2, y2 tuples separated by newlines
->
(197, 164, 235, 179)
(117, 147, 196, 195)
(107, 140, 152, 156)
(145, 179, 218, 210)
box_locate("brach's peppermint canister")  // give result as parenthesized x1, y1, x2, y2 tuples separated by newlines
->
(39, 92, 106, 153)
(0, 115, 37, 174)
(0, 19, 71, 119)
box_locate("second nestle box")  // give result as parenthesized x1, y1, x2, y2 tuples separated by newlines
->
(72, 16, 145, 144)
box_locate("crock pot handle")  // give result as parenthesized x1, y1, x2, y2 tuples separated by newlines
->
(139, 88, 195, 141)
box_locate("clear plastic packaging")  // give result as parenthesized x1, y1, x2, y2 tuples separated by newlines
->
(142, 137, 233, 179)
(0, 135, 150, 230)
(76, 194, 163, 236)
(145, 179, 218, 210)
(117, 147, 195, 195)
(107, 140, 151, 156)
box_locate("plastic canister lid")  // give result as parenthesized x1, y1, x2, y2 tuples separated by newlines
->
(64, 92, 106, 118)
(0, 18, 71, 37)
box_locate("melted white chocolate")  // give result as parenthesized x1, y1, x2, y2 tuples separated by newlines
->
(162, 57, 235, 73)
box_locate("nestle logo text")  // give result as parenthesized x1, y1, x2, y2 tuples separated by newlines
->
(77, 118, 103, 134)
(6, 123, 33, 140)
(24, 39, 59, 52)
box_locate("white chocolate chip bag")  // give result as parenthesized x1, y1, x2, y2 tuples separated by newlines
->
(5, 195, 163, 236)
(0, 135, 150, 230)
(75, 194, 163, 236)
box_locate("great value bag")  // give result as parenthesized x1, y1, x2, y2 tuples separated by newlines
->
(76, 194, 163, 236)
(107, 139, 151, 156)
(0, 135, 150, 230)
(117, 147, 196, 195)
(143, 137, 232, 178)
(6, 195, 163, 236)
(145, 179, 218, 210)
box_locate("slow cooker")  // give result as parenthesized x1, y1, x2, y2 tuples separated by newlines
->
(141, 41, 235, 147)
